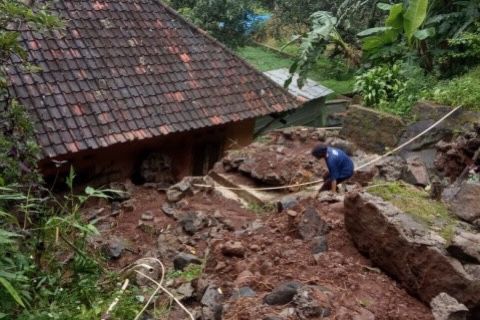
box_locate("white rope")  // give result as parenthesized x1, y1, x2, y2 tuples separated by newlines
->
(193, 105, 463, 192)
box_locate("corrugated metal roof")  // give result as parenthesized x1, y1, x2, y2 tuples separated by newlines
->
(263, 68, 333, 101)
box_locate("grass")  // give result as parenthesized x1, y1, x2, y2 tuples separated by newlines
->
(166, 264, 203, 282)
(425, 66, 480, 111)
(368, 181, 458, 242)
(247, 201, 277, 215)
(235, 45, 355, 96)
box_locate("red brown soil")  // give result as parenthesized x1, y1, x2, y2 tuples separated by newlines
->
(85, 185, 433, 319)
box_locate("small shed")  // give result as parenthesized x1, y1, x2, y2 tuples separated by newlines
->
(255, 68, 334, 135)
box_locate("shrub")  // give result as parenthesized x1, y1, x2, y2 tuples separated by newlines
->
(425, 66, 480, 111)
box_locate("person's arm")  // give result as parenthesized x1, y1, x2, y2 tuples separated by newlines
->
(331, 180, 337, 193)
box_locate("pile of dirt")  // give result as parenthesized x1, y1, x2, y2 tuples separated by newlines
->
(218, 127, 356, 188)
(83, 184, 433, 319)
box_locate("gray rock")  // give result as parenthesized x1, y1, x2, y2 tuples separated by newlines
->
(102, 237, 124, 259)
(161, 203, 176, 218)
(298, 207, 329, 241)
(277, 195, 299, 212)
(173, 252, 202, 270)
(464, 264, 480, 279)
(264, 281, 302, 305)
(175, 282, 195, 301)
(443, 183, 480, 223)
(108, 182, 132, 201)
(430, 292, 468, 320)
(344, 192, 480, 310)
(293, 286, 331, 319)
(141, 211, 154, 221)
(180, 211, 207, 235)
(201, 285, 223, 320)
(166, 176, 206, 203)
(232, 287, 256, 300)
(311, 236, 328, 254)
(375, 156, 406, 181)
(403, 157, 430, 187)
(447, 231, 480, 264)
(263, 316, 285, 320)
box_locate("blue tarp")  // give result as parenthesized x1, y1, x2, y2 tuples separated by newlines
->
(243, 12, 271, 34)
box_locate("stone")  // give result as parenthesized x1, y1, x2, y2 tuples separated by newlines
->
(430, 292, 468, 320)
(340, 105, 405, 153)
(293, 286, 331, 319)
(311, 236, 328, 254)
(443, 182, 480, 223)
(464, 264, 480, 279)
(344, 192, 480, 310)
(277, 195, 299, 212)
(317, 191, 344, 203)
(121, 200, 136, 212)
(447, 231, 480, 264)
(141, 211, 154, 221)
(166, 176, 207, 203)
(173, 252, 202, 270)
(175, 282, 195, 301)
(201, 285, 223, 320)
(161, 203, 176, 218)
(232, 287, 256, 300)
(264, 281, 302, 305)
(298, 207, 329, 241)
(102, 237, 124, 259)
(108, 181, 132, 201)
(403, 157, 430, 187)
(221, 241, 245, 258)
(375, 156, 406, 181)
(179, 211, 207, 235)
(263, 316, 285, 320)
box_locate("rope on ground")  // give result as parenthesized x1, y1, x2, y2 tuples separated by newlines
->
(193, 105, 463, 192)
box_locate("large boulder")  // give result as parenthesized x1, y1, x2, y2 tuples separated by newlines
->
(447, 232, 480, 264)
(443, 183, 480, 224)
(340, 105, 405, 154)
(344, 192, 480, 310)
(402, 157, 430, 187)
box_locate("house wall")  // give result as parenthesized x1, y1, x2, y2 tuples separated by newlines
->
(40, 119, 255, 186)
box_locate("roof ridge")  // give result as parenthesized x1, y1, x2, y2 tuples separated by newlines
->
(156, 0, 299, 103)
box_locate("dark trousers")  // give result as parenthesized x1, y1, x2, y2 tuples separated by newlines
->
(319, 177, 349, 192)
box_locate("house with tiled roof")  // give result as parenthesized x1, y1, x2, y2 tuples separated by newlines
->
(6, 0, 299, 184)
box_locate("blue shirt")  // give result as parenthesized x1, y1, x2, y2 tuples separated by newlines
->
(326, 147, 354, 181)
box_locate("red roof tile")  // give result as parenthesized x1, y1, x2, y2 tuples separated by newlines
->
(8, 0, 299, 159)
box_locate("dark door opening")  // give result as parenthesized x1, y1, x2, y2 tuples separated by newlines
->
(192, 140, 222, 176)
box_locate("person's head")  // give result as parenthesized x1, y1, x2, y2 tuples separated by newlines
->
(311, 144, 328, 159)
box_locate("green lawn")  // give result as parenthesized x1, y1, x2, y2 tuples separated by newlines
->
(235, 45, 355, 96)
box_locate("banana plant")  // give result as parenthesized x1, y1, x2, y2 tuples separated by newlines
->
(358, 0, 435, 55)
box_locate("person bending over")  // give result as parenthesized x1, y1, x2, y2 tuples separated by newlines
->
(311, 144, 354, 193)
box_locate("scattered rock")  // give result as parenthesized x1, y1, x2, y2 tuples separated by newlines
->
(293, 286, 331, 319)
(137, 221, 157, 235)
(232, 287, 256, 300)
(403, 157, 430, 187)
(108, 181, 132, 201)
(375, 156, 406, 181)
(298, 207, 329, 241)
(264, 281, 302, 305)
(443, 182, 480, 223)
(344, 192, 480, 310)
(317, 191, 344, 203)
(430, 292, 468, 320)
(175, 282, 195, 301)
(102, 237, 125, 259)
(311, 236, 328, 254)
(201, 285, 223, 320)
(180, 211, 207, 235)
(447, 231, 480, 264)
(221, 241, 245, 258)
(121, 200, 136, 212)
(141, 211, 154, 221)
(277, 195, 299, 212)
(173, 252, 202, 270)
(166, 176, 207, 203)
(161, 202, 176, 218)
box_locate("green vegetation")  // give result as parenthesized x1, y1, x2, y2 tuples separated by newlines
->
(167, 264, 203, 282)
(425, 66, 480, 111)
(246, 201, 277, 215)
(236, 45, 355, 95)
(368, 181, 457, 241)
